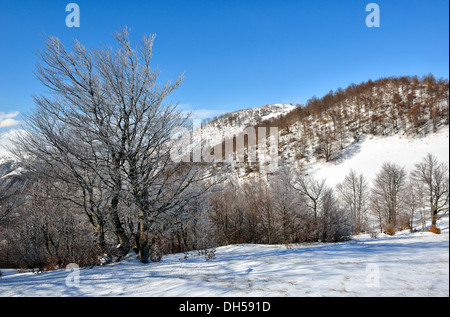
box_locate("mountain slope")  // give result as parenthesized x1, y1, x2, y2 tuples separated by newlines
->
(0, 129, 25, 178)
(204, 76, 450, 181)
(198, 103, 296, 150)
(309, 125, 449, 187)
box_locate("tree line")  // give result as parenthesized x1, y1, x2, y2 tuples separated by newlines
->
(1, 149, 448, 269)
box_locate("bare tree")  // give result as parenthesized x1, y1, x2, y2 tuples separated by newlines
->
(403, 178, 426, 231)
(269, 164, 303, 244)
(370, 162, 407, 231)
(290, 171, 351, 242)
(336, 169, 369, 234)
(291, 174, 327, 222)
(13, 27, 215, 263)
(320, 187, 351, 242)
(0, 180, 25, 228)
(411, 153, 449, 229)
(12, 30, 141, 257)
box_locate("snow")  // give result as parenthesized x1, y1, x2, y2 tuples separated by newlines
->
(188, 103, 296, 165)
(309, 126, 449, 187)
(1, 216, 448, 297)
(0, 129, 24, 160)
(260, 104, 296, 121)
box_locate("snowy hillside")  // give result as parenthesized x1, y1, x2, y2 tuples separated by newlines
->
(0, 129, 25, 180)
(1, 215, 448, 297)
(309, 125, 449, 187)
(204, 103, 297, 131)
(0, 129, 19, 159)
(198, 103, 296, 153)
(217, 77, 450, 182)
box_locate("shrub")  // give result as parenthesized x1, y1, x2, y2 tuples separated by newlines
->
(428, 226, 441, 234)
(205, 248, 216, 261)
(384, 227, 396, 236)
(400, 221, 411, 231)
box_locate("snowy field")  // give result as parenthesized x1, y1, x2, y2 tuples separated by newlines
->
(1, 217, 448, 297)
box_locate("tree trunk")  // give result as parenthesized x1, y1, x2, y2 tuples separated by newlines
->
(431, 207, 438, 228)
(109, 195, 131, 257)
(136, 208, 150, 263)
(94, 223, 107, 255)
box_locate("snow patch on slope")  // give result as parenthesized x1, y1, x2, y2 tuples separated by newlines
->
(309, 126, 449, 187)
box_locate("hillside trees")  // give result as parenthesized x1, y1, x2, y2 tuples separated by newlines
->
(248, 75, 448, 167)
(316, 127, 337, 162)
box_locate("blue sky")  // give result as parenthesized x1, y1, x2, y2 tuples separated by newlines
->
(0, 0, 448, 128)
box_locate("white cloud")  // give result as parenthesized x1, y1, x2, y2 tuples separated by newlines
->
(0, 111, 22, 128)
(178, 104, 227, 120)
(0, 111, 20, 120)
(188, 109, 227, 119)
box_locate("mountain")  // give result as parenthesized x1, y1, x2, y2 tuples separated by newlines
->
(0, 129, 19, 159)
(198, 103, 296, 153)
(196, 75, 449, 182)
(0, 130, 27, 193)
(1, 75, 449, 185)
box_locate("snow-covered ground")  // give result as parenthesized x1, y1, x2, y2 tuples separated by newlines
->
(309, 126, 449, 187)
(1, 216, 448, 297)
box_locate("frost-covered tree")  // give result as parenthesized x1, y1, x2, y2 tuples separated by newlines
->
(14, 27, 214, 263)
(403, 178, 426, 231)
